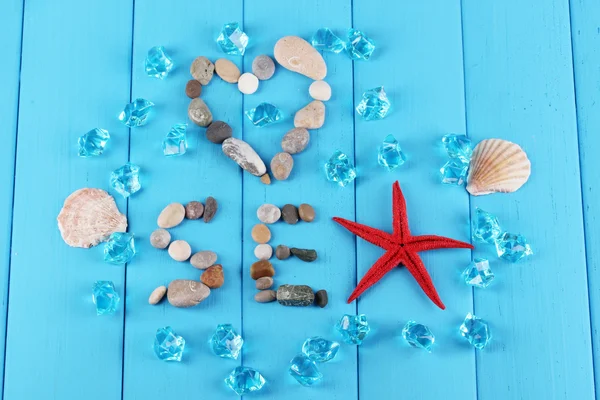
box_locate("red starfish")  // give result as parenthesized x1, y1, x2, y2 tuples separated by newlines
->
(333, 181, 474, 309)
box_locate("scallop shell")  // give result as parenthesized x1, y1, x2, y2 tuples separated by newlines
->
(57, 188, 127, 248)
(466, 139, 531, 196)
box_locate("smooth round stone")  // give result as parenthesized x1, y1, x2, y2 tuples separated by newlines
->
(185, 201, 204, 220)
(200, 265, 224, 288)
(185, 80, 202, 98)
(206, 121, 232, 144)
(188, 98, 213, 127)
(238, 72, 259, 95)
(257, 204, 281, 224)
(309, 80, 331, 101)
(274, 36, 327, 80)
(252, 55, 275, 80)
(251, 224, 271, 244)
(254, 244, 273, 260)
(190, 56, 214, 85)
(281, 128, 309, 154)
(204, 196, 218, 223)
(270, 152, 294, 181)
(157, 203, 185, 229)
(168, 240, 192, 262)
(250, 260, 275, 280)
(281, 204, 299, 224)
(167, 279, 211, 308)
(256, 276, 274, 290)
(150, 228, 171, 249)
(314, 289, 328, 308)
(254, 290, 277, 303)
(215, 58, 241, 83)
(222, 138, 267, 176)
(298, 203, 315, 222)
(294, 100, 325, 129)
(275, 244, 291, 260)
(260, 174, 271, 185)
(190, 250, 217, 270)
(149, 285, 167, 305)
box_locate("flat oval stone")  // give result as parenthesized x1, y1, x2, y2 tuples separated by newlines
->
(252, 55, 275, 80)
(185, 201, 204, 220)
(270, 152, 294, 181)
(206, 121, 232, 144)
(281, 128, 310, 154)
(203, 196, 218, 223)
(167, 279, 210, 308)
(254, 290, 277, 303)
(215, 58, 241, 83)
(257, 204, 281, 224)
(190, 56, 214, 85)
(250, 260, 275, 280)
(188, 98, 213, 127)
(281, 204, 299, 224)
(276, 284, 314, 306)
(294, 100, 325, 129)
(251, 224, 271, 244)
(274, 36, 327, 80)
(200, 265, 224, 288)
(190, 250, 217, 270)
(238, 72, 259, 95)
(314, 289, 328, 308)
(150, 228, 171, 249)
(275, 244, 291, 260)
(298, 203, 315, 222)
(290, 247, 317, 262)
(256, 276, 274, 290)
(185, 80, 202, 98)
(260, 174, 271, 185)
(309, 80, 331, 101)
(168, 240, 192, 262)
(149, 285, 167, 305)
(157, 203, 185, 229)
(254, 243, 273, 260)
(222, 138, 267, 176)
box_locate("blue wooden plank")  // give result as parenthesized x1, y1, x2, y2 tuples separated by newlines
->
(2, 1, 133, 399)
(462, 0, 594, 398)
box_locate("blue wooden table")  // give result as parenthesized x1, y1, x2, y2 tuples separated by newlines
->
(1, 0, 599, 399)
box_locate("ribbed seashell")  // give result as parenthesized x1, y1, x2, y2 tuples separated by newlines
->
(57, 188, 127, 248)
(466, 139, 531, 196)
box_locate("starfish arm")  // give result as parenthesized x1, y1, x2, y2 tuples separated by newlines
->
(392, 181, 411, 240)
(402, 250, 446, 310)
(347, 249, 404, 303)
(332, 217, 394, 249)
(407, 234, 474, 253)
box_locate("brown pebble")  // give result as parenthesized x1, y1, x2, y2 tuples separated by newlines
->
(281, 204, 299, 224)
(256, 276, 274, 290)
(298, 204, 315, 222)
(260, 174, 271, 185)
(185, 201, 204, 220)
(250, 260, 275, 280)
(204, 196, 218, 223)
(185, 80, 202, 98)
(275, 245, 291, 260)
(314, 289, 328, 308)
(251, 224, 271, 244)
(254, 290, 277, 303)
(200, 265, 224, 288)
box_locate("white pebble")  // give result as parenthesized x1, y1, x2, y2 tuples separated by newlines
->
(238, 73, 259, 95)
(309, 80, 331, 101)
(254, 244, 273, 260)
(168, 240, 192, 262)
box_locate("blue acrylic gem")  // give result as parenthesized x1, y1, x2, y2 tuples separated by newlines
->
(289, 354, 323, 386)
(144, 46, 174, 79)
(245, 102, 283, 127)
(154, 326, 185, 361)
(302, 337, 340, 362)
(378, 134, 406, 171)
(325, 150, 357, 187)
(162, 123, 188, 157)
(472, 208, 502, 244)
(216, 22, 249, 56)
(78, 128, 110, 157)
(110, 162, 141, 197)
(442, 134, 473, 162)
(225, 366, 266, 395)
(495, 232, 533, 262)
(118, 98, 154, 127)
(103, 232, 136, 264)
(440, 160, 468, 186)
(209, 324, 244, 360)
(459, 313, 492, 349)
(346, 28, 375, 60)
(311, 28, 345, 53)
(356, 86, 390, 120)
(401, 320, 435, 352)
(92, 281, 120, 315)
(335, 314, 370, 345)
(462, 258, 495, 288)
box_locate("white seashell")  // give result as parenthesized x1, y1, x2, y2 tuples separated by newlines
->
(466, 139, 531, 196)
(57, 188, 127, 248)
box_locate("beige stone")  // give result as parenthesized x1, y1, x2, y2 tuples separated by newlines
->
(294, 100, 325, 129)
(214, 58, 241, 83)
(274, 36, 327, 80)
(157, 203, 185, 229)
(309, 80, 331, 101)
(168, 240, 192, 262)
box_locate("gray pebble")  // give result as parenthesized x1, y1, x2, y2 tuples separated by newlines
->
(185, 201, 204, 220)
(150, 228, 171, 249)
(281, 128, 310, 154)
(254, 244, 273, 260)
(257, 204, 281, 224)
(270, 152, 294, 181)
(204, 196, 218, 223)
(290, 247, 318, 262)
(275, 245, 291, 260)
(206, 121, 232, 144)
(190, 56, 214, 85)
(314, 289, 328, 308)
(167, 279, 211, 307)
(255, 290, 277, 303)
(277, 284, 314, 306)
(188, 98, 213, 127)
(149, 285, 167, 305)
(281, 204, 299, 224)
(252, 55, 275, 80)
(222, 138, 267, 177)
(190, 250, 218, 270)
(256, 276, 274, 290)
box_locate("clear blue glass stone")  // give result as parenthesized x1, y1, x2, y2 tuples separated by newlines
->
(356, 86, 390, 120)
(245, 102, 282, 127)
(103, 232, 136, 264)
(209, 324, 244, 360)
(462, 258, 495, 288)
(472, 208, 502, 244)
(110, 162, 141, 197)
(302, 337, 340, 362)
(401, 320, 435, 352)
(289, 354, 323, 386)
(162, 123, 188, 157)
(92, 281, 120, 315)
(325, 150, 357, 187)
(378, 134, 406, 171)
(440, 160, 469, 185)
(346, 28, 375, 60)
(459, 313, 492, 349)
(311, 28, 345, 53)
(495, 232, 533, 262)
(442, 134, 473, 162)
(216, 22, 249, 56)
(154, 326, 185, 361)
(118, 98, 154, 127)
(224, 366, 266, 395)
(335, 314, 370, 345)
(78, 128, 110, 157)
(144, 46, 174, 79)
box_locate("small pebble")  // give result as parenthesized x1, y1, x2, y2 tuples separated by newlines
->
(150, 228, 171, 249)
(251, 224, 271, 244)
(157, 203, 186, 229)
(275, 245, 291, 260)
(309, 80, 331, 101)
(185, 201, 204, 220)
(281, 204, 299, 224)
(168, 240, 192, 262)
(256, 276, 274, 290)
(250, 260, 275, 280)
(188, 98, 213, 127)
(204, 196, 218, 223)
(238, 72, 259, 95)
(277, 284, 314, 306)
(190, 250, 217, 270)
(298, 203, 315, 222)
(257, 204, 281, 224)
(149, 285, 167, 305)
(290, 247, 318, 262)
(314, 289, 328, 308)
(254, 244, 273, 260)
(190, 56, 214, 85)
(281, 128, 310, 154)
(206, 121, 232, 144)
(294, 100, 325, 129)
(167, 279, 210, 308)
(185, 80, 202, 98)
(201, 265, 224, 288)
(260, 174, 271, 185)
(252, 55, 276, 80)
(222, 138, 267, 177)
(214, 58, 241, 83)
(270, 152, 294, 181)
(255, 290, 277, 303)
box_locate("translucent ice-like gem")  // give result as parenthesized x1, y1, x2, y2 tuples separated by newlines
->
(302, 337, 340, 362)
(154, 326, 185, 361)
(162, 123, 188, 157)
(335, 314, 370, 345)
(442, 134, 473, 162)
(459, 313, 491, 349)
(216, 22, 249, 56)
(224, 366, 266, 395)
(311, 28, 345, 53)
(472, 208, 502, 244)
(289, 354, 323, 386)
(325, 150, 357, 187)
(110, 162, 141, 197)
(401, 320, 435, 352)
(78, 128, 110, 157)
(356, 86, 390, 120)
(144, 46, 174, 79)
(345, 28, 375, 60)
(462, 258, 495, 288)
(245, 102, 283, 127)
(92, 281, 120, 315)
(118, 98, 154, 127)
(209, 324, 244, 360)
(495, 232, 533, 262)
(440, 160, 468, 186)
(103, 232, 136, 264)
(378, 134, 406, 171)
